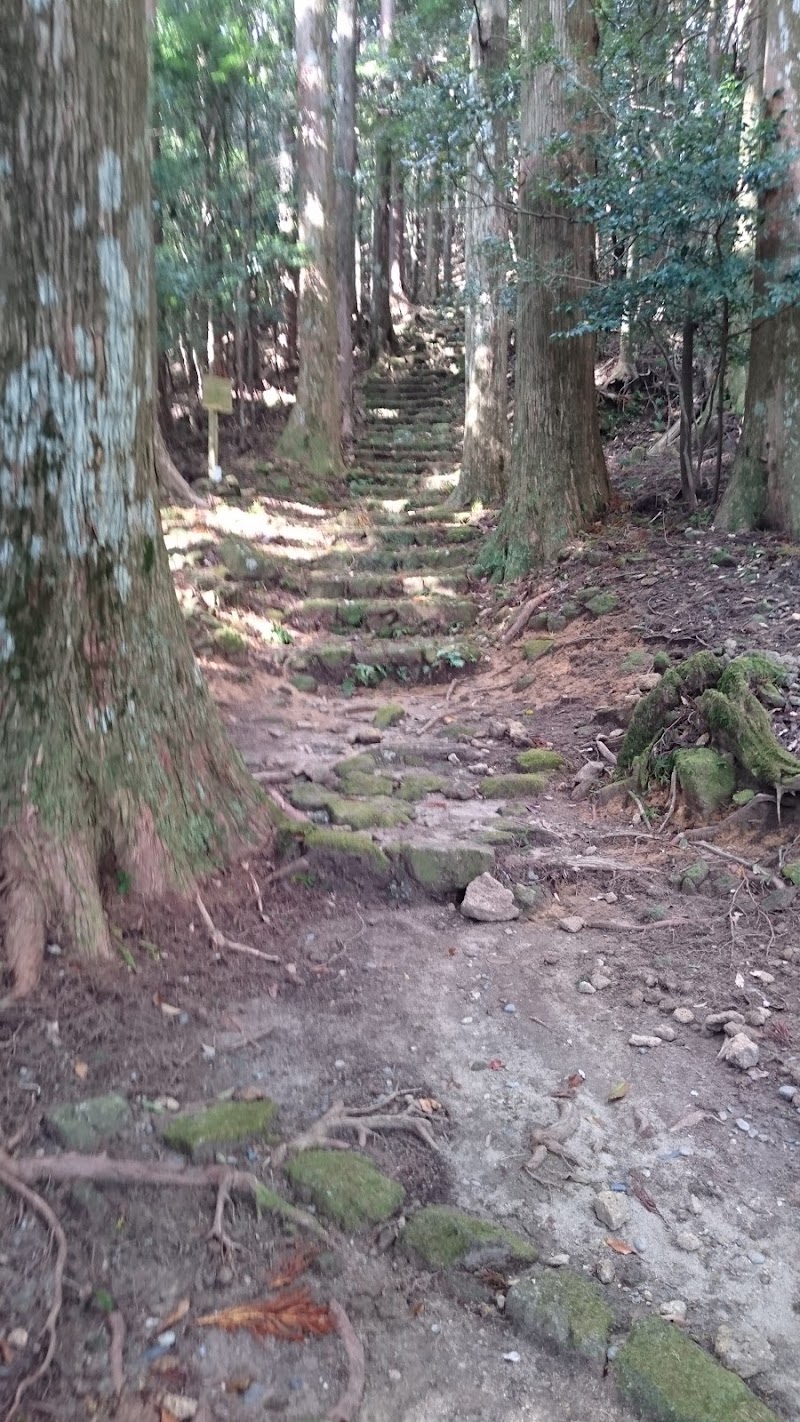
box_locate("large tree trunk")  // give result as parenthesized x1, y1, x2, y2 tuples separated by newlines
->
(277, 120, 299, 373)
(479, 0, 609, 580)
(369, 0, 397, 361)
(422, 161, 442, 302)
(277, 0, 342, 473)
(335, 0, 358, 443)
(717, 0, 800, 536)
(453, 0, 509, 509)
(0, 0, 267, 998)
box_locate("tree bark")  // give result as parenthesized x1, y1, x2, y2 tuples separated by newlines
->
(277, 120, 299, 373)
(422, 161, 442, 302)
(0, 0, 267, 998)
(718, 0, 800, 536)
(390, 159, 408, 300)
(478, 0, 609, 579)
(369, 0, 397, 361)
(336, 0, 358, 443)
(453, 0, 509, 509)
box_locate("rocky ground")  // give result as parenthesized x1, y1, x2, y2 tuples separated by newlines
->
(2, 312, 800, 1422)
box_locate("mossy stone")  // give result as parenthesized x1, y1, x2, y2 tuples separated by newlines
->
(397, 772, 446, 801)
(45, 1094, 131, 1152)
(480, 773, 548, 798)
(561, 600, 580, 621)
(522, 637, 555, 663)
(653, 650, 672, 673)
(506, 1269, 614, 1371)
(328, 796, 414, 831)
(402, 842, 494, 892)
(615, 1316, 780, 1422)
(374, 703, 406, 729)
(337, 771, 395, 797)
(334, 753, 377, 779)
(515, 749, 564, 773)
(402, 1205, 537, 1270)
(782, 862, 800, 886)
(515, 673, 535, 692)
(288, 780, 336, 811)
(213, 626, 248, 658)
(290, 673, 318, 694)
(305, 826, 391, 881)
(621, 650, 653, 674)
(678, 859, 711, 893)
(161, 1098, 278, 1161)
(286, 1150, 404, 1232)
(674, 748, 735, 816)
(586, 591, 619, 616)
(732, 788, 756, 806)
(216, 536, 276, 581)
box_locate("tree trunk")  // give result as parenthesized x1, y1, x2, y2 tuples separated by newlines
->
(390, 159, 408, 300)
(336, 0, 358, 443)
(369, 0, 397, 361)
(679, 317, 697, 508)
(453, 0, 509, 509)
(441, 177, 455, 293)
(278, 120, 299, 373)
(0, 0, 267, 998)
(277, 0, 342, 473)
(718, 0, 800, 535)
(478, 0, 609, 579)
(422, 161, 442, 301)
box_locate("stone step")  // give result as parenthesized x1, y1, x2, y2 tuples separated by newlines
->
(316, 543, 470, 572)
(307, 566, 470, 599)
(352, 445, 457, 462)
(333, 522, 481, 550)
(289, 635, 480, 685)
(290, 594, 477, 635)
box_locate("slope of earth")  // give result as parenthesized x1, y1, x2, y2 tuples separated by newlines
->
(2, 311, 799, 1422)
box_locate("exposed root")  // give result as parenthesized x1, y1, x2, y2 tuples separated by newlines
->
(261, 854, 311, 890)
(154, 422, 208, 508)
(326, 1300, 366, 1422)
(209, 1169, 243, 1260)
(523, 1094, 589, 1190)
(501, 586, 554, 644)
(107, 1311, 125, 1397)
(659, 768, 678, 833)
(195, 892, 280, 964)
(275, 1092, 442, 1166)
(0, 1151, 67, 1422)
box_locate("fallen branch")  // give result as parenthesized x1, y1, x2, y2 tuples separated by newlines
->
(501, 586, 554, 644)
(0, 1152, 67, 1422)
(107, 1311, 125, 1398)
(582, 917, 688, 932)
(326, 1300, 366, 1422)
(521, 851, 660, 874)
(195, 893, 280, 964)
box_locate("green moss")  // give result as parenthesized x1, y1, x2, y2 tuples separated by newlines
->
(304, 826, 391, 880)
(337, 771, 395, 797)
(334, 753, 377, 779)
(401, 842, 494, 892)
(615, 1317, 780, 1422)
(586, 591, 619, 616)
(161, 1099, 278, 1161)
(621, 650, 652, 674)
(677, 858, 711, 892)
(397, 772, 446, 801)
(402, 1205, 537, 1270)
(523, 637, 555, 663)
(216, 536, 278, 581)
(374, 702, 406, 729)
(653, 650, 672, 672)
(782, 862, 800, 886)
(699, 657, 800, 786)
(286, 1150, 404, 1232)
(515, 749, 564, 773)
(673, 749, 735, 816)
(288, 780, 336, 811)
(142, 535, 156, 576)
(506, 1269, 614, 1371)
(617, 651, 723, 770)
(213, 626, 248, 658)
(480, 774, 548, 798)
(328, 796, 413, 830)
(45, 1095, 131, 1151)
(290, 673, 318, 693)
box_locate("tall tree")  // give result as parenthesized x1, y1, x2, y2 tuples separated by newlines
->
(336, 0, 358, 442)
(453, 0, 509, 508)
(0, 0, 266, 997)
(277, 0, 343, 472)
(479, 0, 609, 579)
(369, 0, 397, 360)
(717, 0, 800, 536)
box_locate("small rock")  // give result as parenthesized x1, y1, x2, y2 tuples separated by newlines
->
(688, 1195, 703, 1215)
(503, 1350, 521, 1363)
(504, 1003, 517, 1014)
(674, 1231, 702, 1253)
(578, 981, 597, 995)
(704, 1010, 744, 1031)
(718, 1033, 759, 1070)
(348, 725, 382, 745)
(748, 1251, 767, 1266)
(736, 1118, 751, 1132)
(157, 1330, 177, 1349)
(627, 988, 645, 1008)
(714, 1324, 774, 1380)
(658, 997, 677, 1014)
(590, 973, 612, 991)
(659, 1300, 687, 1323)
(544, 1253, 570, 1267)
(596, 1260, 616, 1285)
(560, 915, 585, 934)
(747, 1007, 771, 1027)
(388, 1369, 402, 1382)
(460, 873, 520, 924)
(629, 1034, 661, 1048)
(593, 1190, 630, 1231)
(673, 1007, 695, 1024)
(778, 1084, 797, 1102)
(654, 1025, 676, 1042)
(8, 1328, 28, 1349)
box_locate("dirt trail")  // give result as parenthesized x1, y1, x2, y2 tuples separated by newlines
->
(2, 313, 800, 1421)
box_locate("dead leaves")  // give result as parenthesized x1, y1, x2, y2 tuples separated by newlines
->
(630, 1173, 664, 1219)
(197, 1289, 333, 1342)
(605, 1236, 636, 1255)
(267, 1246, 320, 1292)
(155, 1298, 191, 1334)
(417, 1096, 443, 1115)
(607, 1080, 629, 1103)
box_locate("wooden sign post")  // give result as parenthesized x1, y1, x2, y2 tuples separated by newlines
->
(201, 375, 233, 482)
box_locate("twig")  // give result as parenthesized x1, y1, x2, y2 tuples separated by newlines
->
(626, 788, 652, 829)
(0, 1152, 67, 1422)
(501, 586, 554, 644)
(195, 892, 280, 964)
(107, 1311, 125, 1397)
(327, 1300, 366, 1422)
(520, 851, 659, 874)
(595, 739, 618, 768)
(261, 854, 311, 890)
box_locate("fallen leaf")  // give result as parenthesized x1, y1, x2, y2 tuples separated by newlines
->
(153, 992, 181, 1018)
(605, 1236, 635, 1255)
(630, 1174, 664, 1218)
(607, 1080, 629, 1103)
(669, 1108, 708, 1133)
(156, 1298, 191, 1333)
(448, 947, 457, 957)
(735, 971, 745, 989)
(267, 1246, 319, 1291)
(73, 1059, 89, 1080)
(488, 1059, 506, 1071)
(552, 1069, 585, 1098)
(197, 1289, 333, 1342)
(162, 1412, 179, 1422)
(268, 983, 279, 1000)
(161, 1398, 198, 1422)
(418, 1097, 442, 1114)
(224, 1377, 254, 1395)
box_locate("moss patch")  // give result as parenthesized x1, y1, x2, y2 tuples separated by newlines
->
(334, 753, 377, 779)
(397, 772, 446, 801)
(480, 773, 548, 798)
(402, 1205, 537, 1270)
(506, 1268, 614, 1371)
(782, 862, 800, 886)
(161, 1099, 278, 1161)
(45, 1095, 131, 1152)
(621, 650, 653, 674)
(286, 1150, 404, 1232)
(337, 770, 395, 797)
(674, 749, 735, 817)
(374, 702, 406, 729)
(677, 858, 711, 893)
(522, 637, 555, 663)
(586, 591, 619, 616)
(401, 842, 494, 892)
(304, 827, 391, 881)
(515, 749, 564, 773)
(615, 1316, 780, 1422)
(328, 796, 413, 831)
(290, 673, 318, 693)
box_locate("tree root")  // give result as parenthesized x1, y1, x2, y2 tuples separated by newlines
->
(209, 1170, 243, 1260)
(0, 1151, 67, 1422)
(154, 422, 208, 508)
(273, 1091, 442, 1166)
(107, 1310, 125, 1398)
(523, 1098, 585, 1186)
(501, 586, 554, 643)
(326, 1301, 365, 1422)
(195, 893, 280, 965)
